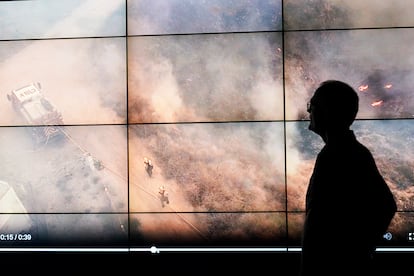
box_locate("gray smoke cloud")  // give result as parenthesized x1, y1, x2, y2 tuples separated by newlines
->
(128, 32, 283, 123)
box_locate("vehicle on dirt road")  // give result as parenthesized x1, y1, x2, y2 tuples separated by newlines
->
(7, 82, 64, 145)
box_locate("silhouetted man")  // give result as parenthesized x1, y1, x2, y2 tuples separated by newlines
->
(300, 80, 397, 276)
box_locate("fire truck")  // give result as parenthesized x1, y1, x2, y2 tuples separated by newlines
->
(7, 82, 64, 145)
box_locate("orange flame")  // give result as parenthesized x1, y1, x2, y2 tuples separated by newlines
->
(358, 84, 369, 92)
(371, 100, 383, 107)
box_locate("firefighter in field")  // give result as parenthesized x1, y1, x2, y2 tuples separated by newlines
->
(158, 185, 169, 208)
(143, 157, 153, 177)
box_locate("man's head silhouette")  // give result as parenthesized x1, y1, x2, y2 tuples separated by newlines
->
(307, 80, 359, 138)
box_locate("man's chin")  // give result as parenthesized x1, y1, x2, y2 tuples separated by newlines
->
(309, 125, 322, 136)
(308, 124, 315, 132)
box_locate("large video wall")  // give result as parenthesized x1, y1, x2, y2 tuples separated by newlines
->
(0, 0, 413, 251)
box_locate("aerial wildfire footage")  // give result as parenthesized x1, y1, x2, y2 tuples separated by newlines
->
(0, 0, 413, 249)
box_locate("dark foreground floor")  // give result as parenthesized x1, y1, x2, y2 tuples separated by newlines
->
(3, 251, 414, 275)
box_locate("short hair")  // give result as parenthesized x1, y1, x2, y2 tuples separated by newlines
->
(311, 80, 359, 128)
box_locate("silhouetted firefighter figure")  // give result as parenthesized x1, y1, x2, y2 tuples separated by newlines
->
(143, 157, 153, 177)
(158, 185, 169, 208)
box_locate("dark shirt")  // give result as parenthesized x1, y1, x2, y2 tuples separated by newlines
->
(300, 130, 397, 275)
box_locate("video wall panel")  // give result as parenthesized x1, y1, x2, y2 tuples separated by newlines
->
(127, 0, 282, 35)
(128, 32, 283, 123)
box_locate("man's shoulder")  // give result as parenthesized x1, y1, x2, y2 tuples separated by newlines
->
(353, 139, 375, 157)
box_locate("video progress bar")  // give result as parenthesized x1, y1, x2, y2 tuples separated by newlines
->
(0, 247, 413, 253)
